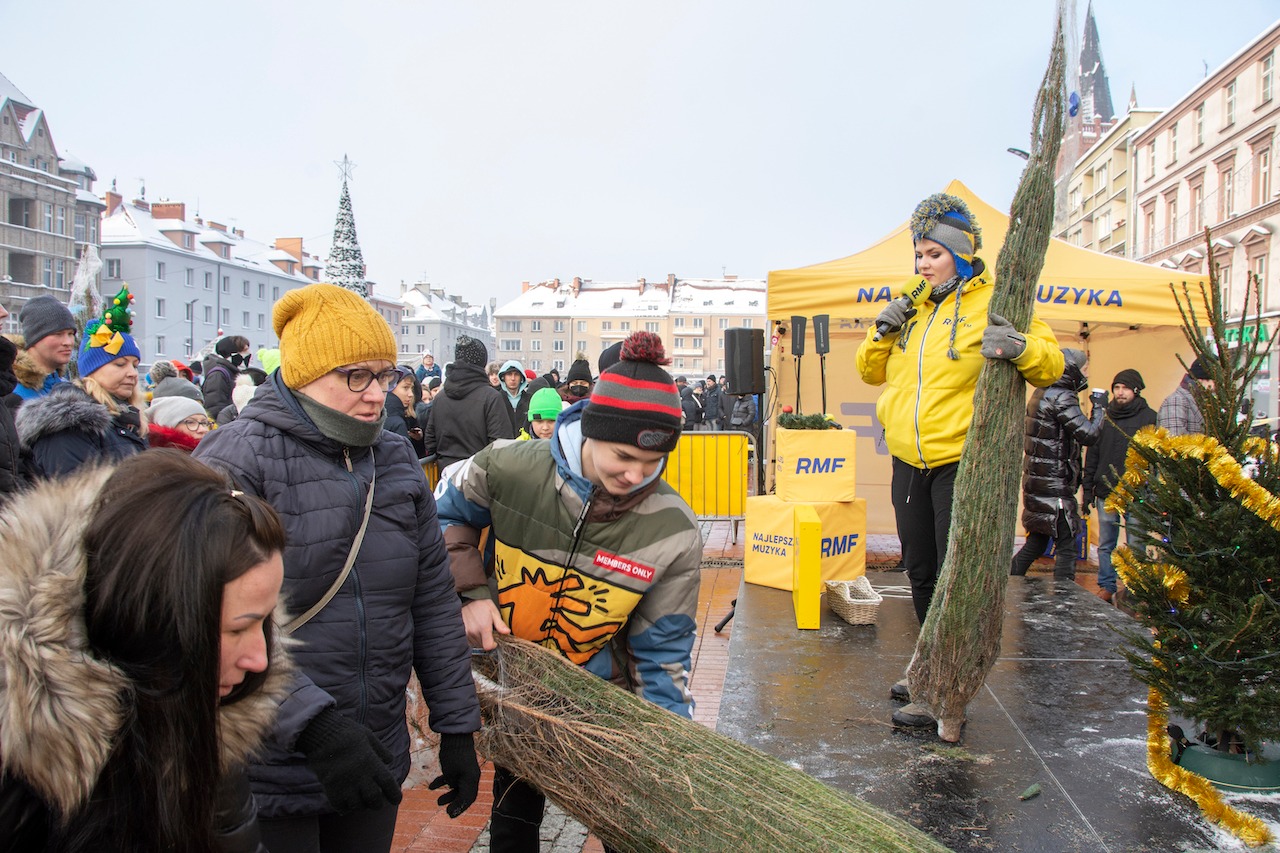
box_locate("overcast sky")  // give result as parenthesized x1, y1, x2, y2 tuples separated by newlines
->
(4, 1, 1277, 306)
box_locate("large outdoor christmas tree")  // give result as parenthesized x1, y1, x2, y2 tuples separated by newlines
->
(1110, 240, 1279, 845)
(326, 155, 368, 298)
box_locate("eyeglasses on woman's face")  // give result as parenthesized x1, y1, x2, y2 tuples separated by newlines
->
(179, 416, 213, 434)
(332, 366, 405, 393)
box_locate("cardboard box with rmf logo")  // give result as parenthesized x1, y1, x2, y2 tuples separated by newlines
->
(744, 495, 866, 591)
(774, 428, 857, 503)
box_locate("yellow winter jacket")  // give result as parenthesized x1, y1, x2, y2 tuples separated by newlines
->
(855, 264, 1062, 470)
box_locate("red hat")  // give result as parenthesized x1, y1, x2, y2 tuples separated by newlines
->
(525, 368, 538, 381)
(171, 359, 194, 381)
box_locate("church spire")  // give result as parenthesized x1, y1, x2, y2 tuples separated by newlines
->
(1079, 2, 1116, 122)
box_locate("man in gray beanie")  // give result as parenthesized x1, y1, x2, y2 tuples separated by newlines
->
(13, 296, 76, 402)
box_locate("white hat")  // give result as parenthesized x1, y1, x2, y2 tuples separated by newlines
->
(147, 395, 206, 428)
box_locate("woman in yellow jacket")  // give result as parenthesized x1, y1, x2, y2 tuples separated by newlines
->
(856, 193, 1063, 728)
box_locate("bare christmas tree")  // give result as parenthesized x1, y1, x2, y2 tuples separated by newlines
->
(326, 155, 368, 298)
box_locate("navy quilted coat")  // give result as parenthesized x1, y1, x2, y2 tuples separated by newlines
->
(193, 371, 480, 818)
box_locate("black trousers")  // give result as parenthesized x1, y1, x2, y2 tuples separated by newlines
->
(259, 800, 399, 853)
(491, 766, 621, 853)
(1010, 508, 1077, 579)
(890, 458, 958, 625)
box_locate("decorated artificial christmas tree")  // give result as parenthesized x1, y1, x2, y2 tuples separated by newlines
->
(1110, 246, 1278, 845)
(326, 160, 368, 298)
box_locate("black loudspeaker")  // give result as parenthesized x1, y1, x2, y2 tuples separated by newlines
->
(812, 314, 830, 355)
(724, 327, 765, 395)
(790, 315, 807, 357)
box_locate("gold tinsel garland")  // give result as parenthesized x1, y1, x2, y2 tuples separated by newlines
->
(1106, 427, 1278, 845)
(1145, 686, 1274, 846)
(1106, 429, 1280, 530)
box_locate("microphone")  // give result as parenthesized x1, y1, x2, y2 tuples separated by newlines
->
(872, 277, 933, 342)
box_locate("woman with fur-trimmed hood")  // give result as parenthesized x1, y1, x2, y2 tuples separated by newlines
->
(16, 320, 147, 479)
(0, 450, 292, 852)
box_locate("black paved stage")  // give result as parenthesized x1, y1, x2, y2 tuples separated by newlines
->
(715, 573, 1280, 852)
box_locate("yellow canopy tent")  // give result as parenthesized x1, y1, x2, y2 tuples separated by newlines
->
(764, 179, 1211, 534)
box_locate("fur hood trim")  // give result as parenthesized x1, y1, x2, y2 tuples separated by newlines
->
(14, 383, 110, 450)
(9, 335, 54, 392)
(0, 466, 294, 816)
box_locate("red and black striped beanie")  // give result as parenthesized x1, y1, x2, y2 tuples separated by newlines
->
(581, 331, 682, 453)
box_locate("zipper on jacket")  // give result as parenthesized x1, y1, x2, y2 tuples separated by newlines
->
(343, 447, 371, 725)
(545, 494, 594, 641)
(912, 302, 945, 470)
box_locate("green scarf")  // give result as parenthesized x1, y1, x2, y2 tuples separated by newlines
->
(294, 388, 386, 448)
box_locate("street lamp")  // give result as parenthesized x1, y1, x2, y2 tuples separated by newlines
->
(1007, 147, 1030, 160)
(185, 298, 199, 357)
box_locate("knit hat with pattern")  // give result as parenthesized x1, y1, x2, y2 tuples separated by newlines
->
(454, 335, 488, 368)
(273, 283, 396, 389)
(581, 331, 682, 453)
(909, 193, 982, 282)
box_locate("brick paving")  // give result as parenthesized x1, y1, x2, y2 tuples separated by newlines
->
(392, 524, 1106, 852)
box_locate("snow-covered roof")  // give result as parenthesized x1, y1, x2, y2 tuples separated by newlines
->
(17, 108, 44, 146)
(399, 284, 489, 327)
(0, 71, 34, 111)
(58, 151, 95, 179)
(76, 188, 105, 208)
(101, 202, 323, 283)
(495, 277, 767, 318)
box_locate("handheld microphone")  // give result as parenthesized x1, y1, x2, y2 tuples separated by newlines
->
(872, 277, 933, 342)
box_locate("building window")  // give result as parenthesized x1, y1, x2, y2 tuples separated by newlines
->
(1219, 264, 1232, 311)
(222, 308, 230, 325)
(620, 321, 630, 331)
(185, 302, 195, 321)
(55, 260, 65, 289)
(1190, 182, 1205, 233)
(1225, 80, 1237, 126)
(1255, 148, 1272, 207)
(185, 268, 194, 287)
(1167, 124, 1178, 165)
(222, 276, 230, 292)
(1146, 142, 1156, 179)
(1165, 195, 1178, 243)
(741, 319, 753, 328)
(577, 321, 586, 333)
(73, 213, 86, 243)
(530, 340, 541, 351)
(182, 233, 194, 249)
(530, 320, 541, 332)
(674, 337, 684, 349)
(42, 258, 52, 287)
(204, 272, 213, 289)
(155, 298, 166, 318)
(258, 313, 265, 330)
(89, 218, 97, 244)
(1195, 104, 1205, 147)
(258, 282, 266, 299)
(691, 337, 703, 349)
(674, 317, 685, 327)
(204, 306, 213, 324)
(272, 286, 280, 300)
(156, 335, 165, 354)
(718, 338, 724, 349)
(1263, 53, 1275, 104)
(1096, 161, 1109, 192)
(500, 320, 522, 332)
(1249, 254, 1267, 290)
(719, 318, 728, 329)
(553, 320, 565, 333)
(500, 339, 522, 351)
(55, 206, 65, 235)
(416, 325, 425, 336)
(693, 318, 703, 328)
(242, 280, 250, 297)
(553, 340, 565, 352)
(674, 358, 685, 369)
(156, 262, 166, 281)
(646, 322, 660, 333)
(1220, 165, 1235, 220)
(1069, 185, 1082, 211)
(43, 203, 52, 232)
(242, 311, 250, 327)
(601, 321, 612, 331)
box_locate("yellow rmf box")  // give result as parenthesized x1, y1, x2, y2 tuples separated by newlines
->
(792, 504, 822, 629)
(774, 428, 857, 503)
(744, 495, 866, 591)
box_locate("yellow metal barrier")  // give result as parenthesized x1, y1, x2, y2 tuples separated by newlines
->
(660, 430, 755, 542)
(422, 457, 440, 491)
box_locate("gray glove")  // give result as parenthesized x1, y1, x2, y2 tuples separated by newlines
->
(980, 313, 1026, 360)
(872, 300, 916, 341)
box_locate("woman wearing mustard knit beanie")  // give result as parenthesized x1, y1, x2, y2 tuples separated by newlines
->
(193, 283, 481, 852)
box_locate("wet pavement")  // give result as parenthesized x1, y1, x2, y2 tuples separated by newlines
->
(715, 571, 1280, 852)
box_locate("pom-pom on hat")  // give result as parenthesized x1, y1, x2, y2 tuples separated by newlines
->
(581, 331, 682, 453)
(79, 284, 141, 378)
(909, 193, 982, 281)
(528, 387, 566, 422)
(273, 283, 396, 389)
(454, 335, 488, 368)
(19, 295, 75, 347)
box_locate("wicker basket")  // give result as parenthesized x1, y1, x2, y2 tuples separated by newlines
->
(824, 576, 883, 625)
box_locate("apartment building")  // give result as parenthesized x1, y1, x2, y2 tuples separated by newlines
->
(396, 282, 495, 367)
(1131, 20, 1279, 421)
(100, 193, 323, 362)
(494, 275, 766, 376)
(0, 71, 98, 334)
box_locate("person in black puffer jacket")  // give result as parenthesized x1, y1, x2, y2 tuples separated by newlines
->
(0, 330, 24, 499)
(203, 336, 250, 421)
(193, 285, 481, 853)
(423, 336, 515, 470)
(1010, 348, 1106, 579)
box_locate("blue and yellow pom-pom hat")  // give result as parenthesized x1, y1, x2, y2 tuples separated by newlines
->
(79, 284, 141, 377)
(909, 193, 983, 281)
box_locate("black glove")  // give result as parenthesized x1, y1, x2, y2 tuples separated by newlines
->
(980, 313, 1026, 360)
(297, 707, 403, 813)
(1082, 491, 1093, 516)
(873, 300, 916, 339)
(428, 732, 481, 818)
(1089, 389, 1107, 412)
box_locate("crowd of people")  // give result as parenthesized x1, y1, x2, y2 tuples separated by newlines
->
(0, 192, 1247, 847)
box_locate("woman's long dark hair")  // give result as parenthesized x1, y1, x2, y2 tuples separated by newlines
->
(62, 449, 286, 852)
